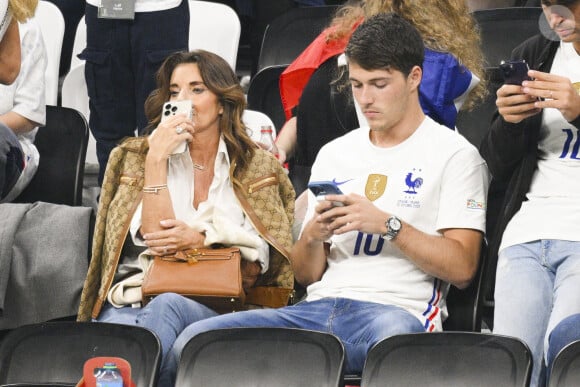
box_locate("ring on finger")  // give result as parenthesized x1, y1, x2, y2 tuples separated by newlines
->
(176, 126, 184, 134)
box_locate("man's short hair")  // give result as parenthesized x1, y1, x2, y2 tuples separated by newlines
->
(345, 13, 424, 77)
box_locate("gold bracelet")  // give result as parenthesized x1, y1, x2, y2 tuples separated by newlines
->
(142, 184, 168, 194)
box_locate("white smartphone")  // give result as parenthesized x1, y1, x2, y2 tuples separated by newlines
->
(161, 100, 192, 154)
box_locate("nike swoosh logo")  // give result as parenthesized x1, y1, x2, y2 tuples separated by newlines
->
(332, 178, 354, 186)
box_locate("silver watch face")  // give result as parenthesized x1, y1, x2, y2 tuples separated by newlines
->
(389, 217, 402, 231)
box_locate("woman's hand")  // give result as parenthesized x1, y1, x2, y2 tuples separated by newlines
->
(142, 219, 205, 255)
(523, 70, 580, 123)
(147, 114, 194, 161)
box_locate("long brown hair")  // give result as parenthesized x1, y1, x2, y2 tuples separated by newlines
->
(9, 0, 37, 22)
(144, 50, 257, 176)
(329, 0, 487, 109)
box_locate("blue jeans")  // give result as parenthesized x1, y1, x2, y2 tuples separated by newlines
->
(97, 298, 218, 359)
(546, 313, 580, 383)
(493, 240, 580, 387)
(146, 295, 425, 387)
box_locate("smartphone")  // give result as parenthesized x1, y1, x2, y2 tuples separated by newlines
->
(308, 180, 344, 207)
(499, 59, 531, 85)
(161, 100, 193, 154)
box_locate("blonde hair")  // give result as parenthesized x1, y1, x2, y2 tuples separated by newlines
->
(329, 0, 487, 109)
(9, 0, 37, 22)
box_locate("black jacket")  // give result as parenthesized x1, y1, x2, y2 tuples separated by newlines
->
(479, 34, 580, 299)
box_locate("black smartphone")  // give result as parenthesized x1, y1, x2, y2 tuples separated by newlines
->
(308, 180, 344, 207)
(499, 59, 531, 85)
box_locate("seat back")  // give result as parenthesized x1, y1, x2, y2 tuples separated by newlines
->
(13, 106, 88, 206)
(0, 322, 161, 387)
(243, 108, 277, 142)
(456, 67, 504, 150)
(549, 340, 580, 387)
(69, 15, 86, 70)
(472, 7, 547, 67)
(188, 0, 240, 69)
(32, 1, 65, 106)
(257, 5, 339, 72)
(361, 332, 532, 387)
(247, 64, 287, 131)
(175, 327, 345, 387)
(61, 64, 98, 166)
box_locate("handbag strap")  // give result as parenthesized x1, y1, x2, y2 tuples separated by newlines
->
(234, 184, 291, 260)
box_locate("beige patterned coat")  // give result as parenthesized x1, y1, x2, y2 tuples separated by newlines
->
(77, 137, 295, 321)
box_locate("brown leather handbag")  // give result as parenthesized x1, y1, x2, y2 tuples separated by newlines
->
(141, 247, 245, 313)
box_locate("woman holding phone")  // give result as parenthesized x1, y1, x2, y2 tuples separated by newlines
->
(77, 50, 296, 362)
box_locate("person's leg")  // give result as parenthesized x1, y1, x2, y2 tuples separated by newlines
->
(96, 303, 142, 325)
(547, 313, 580, 382)
(158, 298, 336, 387)
(0, 123, 24, 201)
(135, 293, 218, 359)
(544, 241, 580, 382)
(329, 299, 425, 373)
(493, 241, 554, 387)
(83, 5, 136, 185)
(130, 0, 189, 134)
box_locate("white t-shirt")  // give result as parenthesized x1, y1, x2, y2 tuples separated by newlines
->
(0, 19, 46, 202)
(302, 116, 489, 331)
(500, 41, 580, 251)
(85, 0, 182, 13)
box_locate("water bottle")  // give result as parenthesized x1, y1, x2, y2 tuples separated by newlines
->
(95, 362, 124, 387)
(259, 125, 279, 159)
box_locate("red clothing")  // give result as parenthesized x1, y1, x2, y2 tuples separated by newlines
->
(279, 22, 361, 122)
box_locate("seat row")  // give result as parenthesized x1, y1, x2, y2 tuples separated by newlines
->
(6, 321, 580, 386)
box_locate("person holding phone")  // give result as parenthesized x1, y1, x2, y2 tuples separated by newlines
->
(143, 15, 489, 386)
(479, 1, 580, 386)
(77, 51, 296, 358)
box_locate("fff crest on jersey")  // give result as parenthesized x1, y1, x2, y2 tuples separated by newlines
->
(365, 174, 387, 201)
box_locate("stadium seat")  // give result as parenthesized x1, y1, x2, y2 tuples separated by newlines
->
(33, 1, 65, 106)
(472, 7, 547, 67)
(257, 5, 339, 72)
(549, 340, 580, 387)
(361, 332, 532, 387)
(175, 327, 345, 387)
(13, 105, 88, 206)
(0, 322, 161, 387)
(247, 64, 287, 131)
(243, 108, 277, 142)
(188, 0, 241, 70)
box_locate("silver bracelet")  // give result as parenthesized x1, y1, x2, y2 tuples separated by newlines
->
(142, 184, 168, 194)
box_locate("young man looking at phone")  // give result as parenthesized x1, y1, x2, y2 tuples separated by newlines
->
(141, 14, 489, 386)
(479, 1, 580, 386)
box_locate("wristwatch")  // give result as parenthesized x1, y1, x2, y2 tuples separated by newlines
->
(383, 215, 402, 241)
